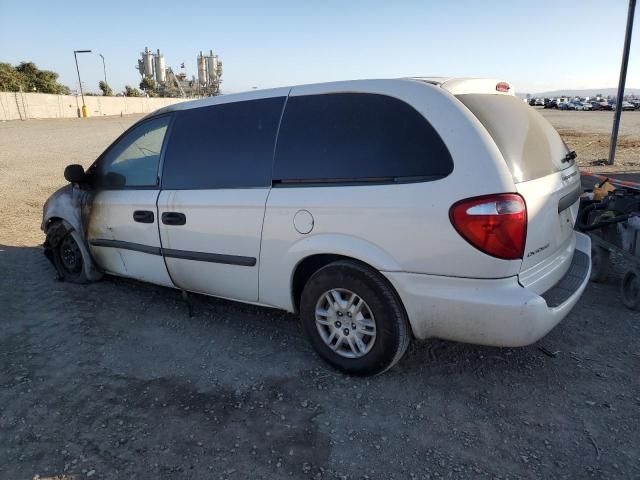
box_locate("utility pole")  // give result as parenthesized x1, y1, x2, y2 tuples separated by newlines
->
(608, 0, 636, 165)
(74, 49, 92, 118)
(99, 53, 107, 85)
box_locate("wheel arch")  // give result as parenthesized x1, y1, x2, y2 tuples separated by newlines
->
(41, 184, 84, 234)
(291, 253, 347, 312)
(289, 253, 408, 319)
(278, 233, 401, 311)
(43, 217, 102, 283)
(43, 216, 74, 234)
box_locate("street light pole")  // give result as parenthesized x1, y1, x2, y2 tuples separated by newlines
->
(608, 0, 636, 165)
(99, 53, 107, 85)
(73, 49, 92, 118)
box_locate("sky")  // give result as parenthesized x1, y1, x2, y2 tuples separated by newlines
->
(1, 0, 638, 95)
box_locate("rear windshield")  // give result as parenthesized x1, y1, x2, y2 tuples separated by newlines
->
(456, 94, 572, 183)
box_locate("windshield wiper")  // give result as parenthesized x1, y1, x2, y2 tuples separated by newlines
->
(562, 150, 577, 163)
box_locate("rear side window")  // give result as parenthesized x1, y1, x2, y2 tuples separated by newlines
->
(162, 97, 286, 189)
(273, 93, 452, 183)
(456, 94, 571, 183)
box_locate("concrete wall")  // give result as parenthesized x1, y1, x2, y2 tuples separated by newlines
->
(0, 91, 189, 121)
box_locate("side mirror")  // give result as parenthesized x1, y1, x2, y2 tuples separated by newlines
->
(64, 164, 85, 183)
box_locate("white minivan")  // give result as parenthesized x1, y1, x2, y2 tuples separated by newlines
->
(42, 77, 591, 375)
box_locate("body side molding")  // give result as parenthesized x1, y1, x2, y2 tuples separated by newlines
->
(89, 239, 256, 267)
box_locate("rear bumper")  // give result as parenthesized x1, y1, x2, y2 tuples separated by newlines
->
(383, 232, 591, 347)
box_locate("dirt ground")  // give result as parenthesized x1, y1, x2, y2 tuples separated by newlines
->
(0, 113, 639, 480)
(538, 109, 640, 175)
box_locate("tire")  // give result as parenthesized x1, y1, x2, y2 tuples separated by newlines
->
(621, 268, 640, 310)
(48, 225, 90, 284)
(300, 260, 410, 375)
(590, 245, 610, 283)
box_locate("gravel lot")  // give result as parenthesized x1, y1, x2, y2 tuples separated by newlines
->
(538, 108, 640, 174)
(1, 113, 639, 480)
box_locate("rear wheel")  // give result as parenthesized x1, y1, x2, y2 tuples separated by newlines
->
(621, 268, 640, 310)
(300, 260, 410, 375)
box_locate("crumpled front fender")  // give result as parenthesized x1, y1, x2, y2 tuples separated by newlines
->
(41, 184, 84, 233)
(41, 184, 102, 281)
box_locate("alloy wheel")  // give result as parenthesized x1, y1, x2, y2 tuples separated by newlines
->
(314, 288, 376, 358)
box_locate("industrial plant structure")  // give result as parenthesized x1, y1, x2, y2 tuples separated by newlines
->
(136, 47, 223, 97)
(197, 50, 223, 96)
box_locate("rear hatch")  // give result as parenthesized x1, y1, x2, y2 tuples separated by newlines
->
(456, 93, 581, 294)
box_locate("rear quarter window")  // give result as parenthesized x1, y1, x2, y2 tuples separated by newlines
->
(456, 94, 571, 183)
(273, 92, 453, 184)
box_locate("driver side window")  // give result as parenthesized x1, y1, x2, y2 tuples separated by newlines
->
(96, 115, 171, 188)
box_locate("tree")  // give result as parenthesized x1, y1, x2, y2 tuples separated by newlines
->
(0, 63, 24, 91)
(0, 61, 70, 94)
(139, 76, 156, 94)
(124, 85, 141, 97)
(99, 81, 113, 96)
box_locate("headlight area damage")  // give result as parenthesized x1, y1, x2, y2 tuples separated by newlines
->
(41, 184, 102, 283)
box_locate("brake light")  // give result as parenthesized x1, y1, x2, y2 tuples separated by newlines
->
(496, 82, 510, 92)
(449, 194, 527, 260)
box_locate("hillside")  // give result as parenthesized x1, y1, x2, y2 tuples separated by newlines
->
(531, 87, 640, 98)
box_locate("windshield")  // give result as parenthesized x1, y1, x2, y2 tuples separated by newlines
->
(457, 94, 572, 183)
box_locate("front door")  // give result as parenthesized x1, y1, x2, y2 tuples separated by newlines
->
(87, 114, 173, 287)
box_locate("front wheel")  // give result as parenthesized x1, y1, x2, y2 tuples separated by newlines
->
(48, 226, 91, 284)
(300, 260, 410, 375)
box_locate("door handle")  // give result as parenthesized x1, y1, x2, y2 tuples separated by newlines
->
(161, 212, 187, 226)
(133, 210, 155, 223)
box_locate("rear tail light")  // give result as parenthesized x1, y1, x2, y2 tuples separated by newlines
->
(449, 194, 527, 260)
(496, 81, 511, 93)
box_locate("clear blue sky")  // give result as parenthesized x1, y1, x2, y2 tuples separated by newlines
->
(2, 0, 638, 95)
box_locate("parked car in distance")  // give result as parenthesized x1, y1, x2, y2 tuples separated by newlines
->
(41, 77, 591, 375)
(614, 101, 636, 111)
(559, 102, 574, 110)
(577, 101, 592, 111)
(544, 100, 558, 109)
(534, 98, 545, 106)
